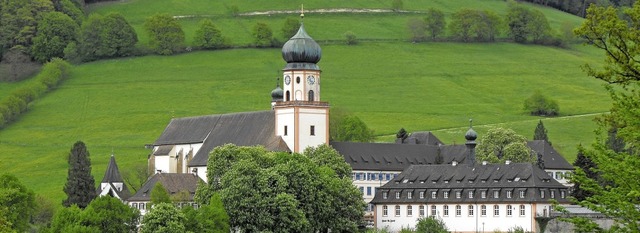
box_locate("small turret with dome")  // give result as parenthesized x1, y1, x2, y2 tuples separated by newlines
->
(281, 6, 321, 71)
(465, 119, 478, 165)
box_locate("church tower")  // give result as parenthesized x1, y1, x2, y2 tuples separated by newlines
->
(274, 12, 329, 153)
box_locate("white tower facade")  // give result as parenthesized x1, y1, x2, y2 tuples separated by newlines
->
(274, 22, 329, 153)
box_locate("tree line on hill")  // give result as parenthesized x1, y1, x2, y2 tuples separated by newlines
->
(407, 1, 571, 46)
(520, 0, 635, 17)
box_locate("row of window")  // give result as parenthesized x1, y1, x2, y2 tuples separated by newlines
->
(548, 171, 570, 180)
(381, 204, 528, 218)
(129, 202, 199, 211)
(359, 186, 376, 196)
(282, 125, 316, 136)
(382, 189, 566, 200)
(352, 172, 399, 181)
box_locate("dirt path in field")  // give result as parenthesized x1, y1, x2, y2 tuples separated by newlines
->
(173, 8, 419, 19)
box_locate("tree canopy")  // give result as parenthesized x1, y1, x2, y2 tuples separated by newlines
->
(476, 127, 535, 164)
(563, 2, 640, 231)
(49, 196, 140, 233)
(533, 120, 550, 144)
(196, 144, 364, 232)
(150, 182, 171, 206)
(281, 17, 299, 40)
(31, 11, 78, 62)
(252, 22, 274, 48)
(63, 141, 96, 209)
(193, 19, 226, 49)
(141, 203, 186, 233)
(144, 13, 184, 55)
(0, 173, 36, 232)
(330, 109, 374, 142)
(424, 8, 445, 40)
(523, 91, 559, 116)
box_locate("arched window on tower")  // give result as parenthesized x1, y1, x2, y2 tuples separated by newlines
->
(286, 91, 290, 101)
(308, 90, 314, 101)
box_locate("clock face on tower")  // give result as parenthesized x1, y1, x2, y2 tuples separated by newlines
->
(284, 75, 291, 85)
(307, 75, 315, 85)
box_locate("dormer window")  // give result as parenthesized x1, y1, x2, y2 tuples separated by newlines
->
(431, 191, 437, 199)
(408, 192, 413, 199)
(383, 192, 388, 199)
(396, 191, 400, 199)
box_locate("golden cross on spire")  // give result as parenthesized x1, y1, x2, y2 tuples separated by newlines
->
(301, 4, 304, 19)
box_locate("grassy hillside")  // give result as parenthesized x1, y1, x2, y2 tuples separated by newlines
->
(0, 41, 608, 203)
(87, 0, 584, 47)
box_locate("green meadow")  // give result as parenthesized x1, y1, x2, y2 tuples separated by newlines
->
(0, 0, 612, 204)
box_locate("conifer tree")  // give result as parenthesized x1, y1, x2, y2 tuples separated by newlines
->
(533, 120, 550, 144)
(63, 141, 96, 208)
(571, 145, 597, 202)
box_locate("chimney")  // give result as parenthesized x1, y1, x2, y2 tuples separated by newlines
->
(452, 160, 458, 166)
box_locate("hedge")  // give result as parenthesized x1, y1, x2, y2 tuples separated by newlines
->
(0, 58, 71, 128)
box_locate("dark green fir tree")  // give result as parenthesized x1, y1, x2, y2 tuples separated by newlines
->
(63, 141, 96, 208)
(571, 145, 597, 202)
(533, 120, 550, 145)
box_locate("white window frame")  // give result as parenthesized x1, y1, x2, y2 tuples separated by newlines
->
(419, 205, 425, 216)
(519, 205, 525, 216)
(494, 205, 500, 216)
(395, 205, 401, 216)
(507, 205, 513, 216)
(481, 205, 487, 216)
(407, 205, 413, 216)
(383, 205, 388, 216)
(443, 205, 449, 217)
(468, 205, 474, 216)
(455, 205, 461, 216)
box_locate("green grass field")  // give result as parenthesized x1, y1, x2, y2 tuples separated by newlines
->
(0, 42, 609, 203)
(0, 0, 612, 205)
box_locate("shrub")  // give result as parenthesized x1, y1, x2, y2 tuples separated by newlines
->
(415, 216, 448, 233)
(344, 31, 358, 45)
(144, 13, 185, 55)
(523, 91, 559, 116)
(193, 19, 226, 49)
(252, 22, 274, 48)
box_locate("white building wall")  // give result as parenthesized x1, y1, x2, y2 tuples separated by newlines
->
(283, 70, 321, 102)
(275, 108, 295, 151)
(376, 203, 546, 233)
(296, 108, 328, 152)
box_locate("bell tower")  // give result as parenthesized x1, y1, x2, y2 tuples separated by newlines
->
(274, 9, 329, 153)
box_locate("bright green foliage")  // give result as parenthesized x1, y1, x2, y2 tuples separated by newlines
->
(281, 17, 299, 40)
(57, 0, 84, 25)
(31, 11, 78, 62)
(330, 111, 374, 142)
(344, 31, 358, 45)
(31, 195, 56, 232)
(424, 8, 445, 40)
(0, 207, 15, 233)
(506, 1, 551, 43)
(523, 91, 559, 116)
(304, 144, 352, 179)
(151, 182, 171, 206)
(81, 196, 140, 233)
(198, 144, 364, 232)
(415, 216, 448, 233)
(141, 203, 186, 233)
(565, 2, 640, 231)
(252, 22, 273, 47)
(193, 19, 226, 49)
(533, 120, 549, 143)
(50, 196, 139, 233)
(63, 141, 96, 209)
(0, 174, 35, 232)
(0, 0, 54, 54)
(144, 13, 184, 55)
(476, 127, 534, 164)
(48, 204, 96, 233)
(186, 194, 230, 233)
(407, 18, 426, 42)
(449, 9, 501, 42)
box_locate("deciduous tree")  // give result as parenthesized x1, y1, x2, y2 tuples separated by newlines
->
(253, 22, 273, 48)
(476, 127, 534, 164)
(141, 203, 186, 233)
(0, 173, 35, 232)
(31, 11, 79, 62)
(407, 18, 426, 42)
(564, 3, 640, 230)
(523, 91, 559, 116)
(81, 196, 140, 233)
(281, 17, 299, 40)
(63, 141, 96, 209)
(330, 110, 374, 142)
(424, 8, 445, 40)
(415, 216, 449, 233)
(193, 19, 226, 49)
(151, 182, 171, 206)
(144, 13, 184, 55)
